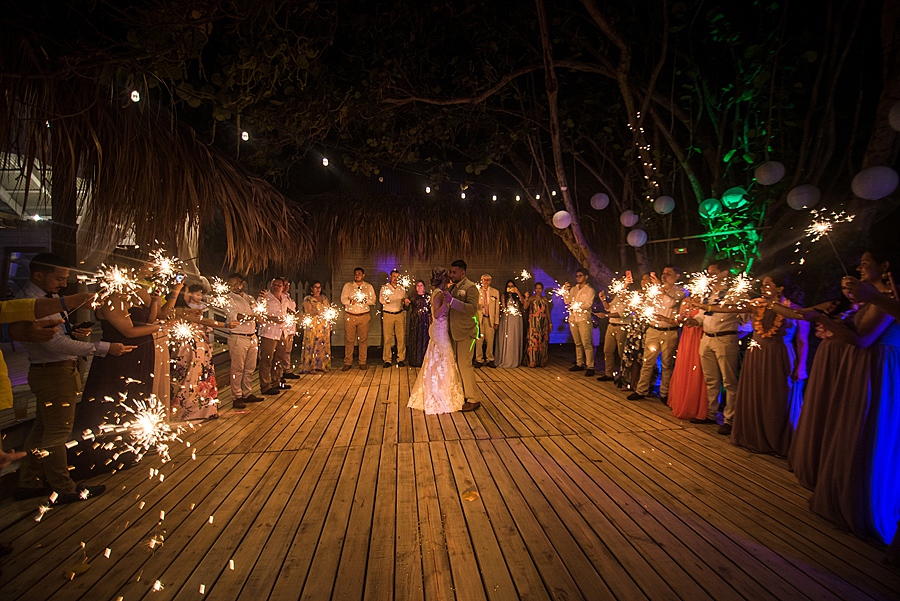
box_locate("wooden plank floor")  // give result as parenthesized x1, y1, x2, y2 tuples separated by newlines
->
(1, 350, 898, 600)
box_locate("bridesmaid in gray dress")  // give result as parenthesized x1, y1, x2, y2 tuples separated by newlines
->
(496, 280, 524, 368)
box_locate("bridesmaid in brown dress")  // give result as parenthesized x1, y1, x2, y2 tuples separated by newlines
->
(730, 273, 809, 456)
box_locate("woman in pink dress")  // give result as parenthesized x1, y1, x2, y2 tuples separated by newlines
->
(667, 303, 706, 420)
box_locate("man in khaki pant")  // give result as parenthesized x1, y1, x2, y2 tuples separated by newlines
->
(340, 267, 375, 370)
(258, 277, 288, 395)
(380, 269, 411, 367)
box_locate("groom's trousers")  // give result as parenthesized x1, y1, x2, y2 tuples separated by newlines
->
(452, 338, 479, 400)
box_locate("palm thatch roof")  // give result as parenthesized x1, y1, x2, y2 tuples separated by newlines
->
(0, 38, 311, 272)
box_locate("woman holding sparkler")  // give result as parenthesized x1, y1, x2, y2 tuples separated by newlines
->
(729, 273, 808, 456)
(407, 280, 431, 367)
(298, 281, 332, 373)
(667, 298, 707, 420)
(496, 280, 524, 368)
(170, 285, 221, 421)
(523, 282, 551, 367)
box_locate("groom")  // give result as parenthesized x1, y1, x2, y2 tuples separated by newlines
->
(447, 260, 482, 411)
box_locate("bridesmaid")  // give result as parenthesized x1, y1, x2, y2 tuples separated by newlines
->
(496, 280, 524, 368)
(800, 250, 898, 546)
(407, 280, 431, 367)
(667, 300, 707, 420)
(522, 282, 551, 367)
(730, 273, 808, 456)
(297, 281, 332, 373)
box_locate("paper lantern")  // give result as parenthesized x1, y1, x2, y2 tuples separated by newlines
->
(721, 186, 749, 209)
(889, 100, 900, 133)
(552, 210, 572, 229)
(590, 192, 610, 210)
(698, 198, 722, 219)
(786, 185, 821, 210)
(626, 229, 648, 247)
(851, 166, 899, 200)
(653, 196, 675, 215)
(619, 210, 639, 227)
(755, 161, 786, 185)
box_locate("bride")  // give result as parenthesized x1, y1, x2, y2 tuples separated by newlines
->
(407, 268, 466, 414)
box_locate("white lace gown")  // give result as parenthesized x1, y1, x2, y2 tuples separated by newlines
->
(407, 298, 466, 414)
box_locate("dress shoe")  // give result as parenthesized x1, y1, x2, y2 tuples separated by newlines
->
(474, 362, 483, 368)
(461, 400, 481, 412)
(279, 384, 292, 390)
(626, 392, 645, 400)
(233, 399, 247, 409)
(596, 375, 614, 382)
(54, 485, 106, 504)
(660, 396, 669, 405)
(263, 388, 281, 395)
(486, 361, 497, 368)
(342, 365, 351, 371)
(398, 361, 406, 367)
(568, 364, 584, 372)
(689, 418, 716, 425)
(245, 394, 264, 403)
(718, 423, 733, 436)
(282, 373, 301, 380)
(13, 485, 51, 501)
(584, 369, 595, 377)
(359, 364, 367, 370)
(383, 362, 392, 368)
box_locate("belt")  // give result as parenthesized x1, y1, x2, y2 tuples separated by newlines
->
(347, 312, 368, 317)
(384, 310, 403, 315)
(229, 332, 256, 337)
(651, 326, 680, 332)
(704, 331, 738, 337)
(31, 360, 78, 368)
(608, 322, 625, 327)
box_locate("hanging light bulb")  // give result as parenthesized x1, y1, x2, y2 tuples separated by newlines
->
(551, 190, 557, 196)
(535, 194, 541, 200)
(130, 90, 140, 103)
(515, 195, 520, 202)
(492, 195, 497, 201)
(460, 192, 466, 199)
(241, 131, 249, 141)
(322, 157, 329, 166)
(425, 186, 431, 194)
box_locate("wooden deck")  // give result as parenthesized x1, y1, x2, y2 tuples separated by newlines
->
(1, 351, 898, 600)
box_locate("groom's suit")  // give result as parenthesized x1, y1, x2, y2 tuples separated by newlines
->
(447, 277, 480, 400)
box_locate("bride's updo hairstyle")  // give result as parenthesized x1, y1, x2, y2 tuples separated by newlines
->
(431, 268, 448, 288)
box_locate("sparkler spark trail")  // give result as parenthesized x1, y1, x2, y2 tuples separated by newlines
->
(252, 298, 268, 316)
(805, 209, 854, 274)
(723, 274, 755, 308)
(321, 307, 339, 327)
(517, 269, 533, 281)
(283, 312, 297, 328)
(398, 275, 413, 290)
(504, 302, 521, 317)
(207, 277, 232, 311)
(300, 315, 314, 329)
(94, 265, 141, 308)
(168, 320, 198, 348)
(685, 272, 713, 300)
(149, 249, 185, 293)
(100, 395, 184, 463)
(351, 288, 367, 305)
(608, 277, 628, 296)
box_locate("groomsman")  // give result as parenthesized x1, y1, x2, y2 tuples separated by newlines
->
(258, 278, 289, 395)
(475, 274, 500, 368)
(280, 279, 300, 380)
(380, 269, 410, 367)
(340, 267, 376, 370)
(225, 274, 260, 408)
(562, 268, 596, 377)
(628, 266, 685, 403)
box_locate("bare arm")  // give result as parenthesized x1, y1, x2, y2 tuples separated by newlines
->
(99, 305, 161, 338)
(809, 305, 893, 348)
(793, 319, 810, 380)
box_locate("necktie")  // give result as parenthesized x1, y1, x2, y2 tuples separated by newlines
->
(46, 292, 73, 335)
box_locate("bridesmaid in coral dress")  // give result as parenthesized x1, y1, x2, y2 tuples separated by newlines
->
(667, 304, 707, 420)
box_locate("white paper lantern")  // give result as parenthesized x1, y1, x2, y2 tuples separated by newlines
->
(851, 166, 899, 200)
(626, 229, 648, 248)
(590, 192, 610, 210)
(619, 210, 639, 227)
(721, 186, 749, 209)
(889, 100, 900, 133)
(786, 184, 821, 210)
(653, 196, 675, 215)
(552, 210, 573, 229)
(755, 161, 786, 186)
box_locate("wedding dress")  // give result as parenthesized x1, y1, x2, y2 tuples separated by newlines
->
(407, 292, 466, 414)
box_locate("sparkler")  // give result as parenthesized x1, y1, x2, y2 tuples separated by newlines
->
(351, 288, 368, 305)
(99, 395, 184, 463)
(608, 277, 628, 296)
(398, 275, 413, 290)
(504, 302, 521, 317)
(252, 298, 269, 316)
(149, 249, 185, 293)
(805, 209, 854, 275)
(300, 315, 314, 329)
(321, 306, 339, 327)
(685, 272, 713, 300)
(723, 273, 754, 308)
(206, 277, 232, 311)
(517, 269, 533, 282)
(168, 320, 198, 349)
(283, 312, 297, 328)
(94, 264, 141, 308)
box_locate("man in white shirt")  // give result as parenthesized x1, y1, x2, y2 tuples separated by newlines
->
(562, 268, 597, 377)
(340, 267, 376, 370)
(475, 274, 500, 368)
(597, 289, 631, 382)
(225, 273, 260, 408)
(14, 253, 133, 503)
(688, 259, 745, 435)
(280, 279, 300, 380)
(258, 278, 289, 395)
(629, 266, 686, 403)
(380, 270, 411, 367)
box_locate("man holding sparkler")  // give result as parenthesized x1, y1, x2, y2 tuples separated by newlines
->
(380, 269, 411, 367)
(340, 267, 376, 370)
(258, 278, 290, 395)
(562, 269, 597, 377)
(225, 274, 260, 409)
(688, 259, 744, 435)
(628, 266, 686, 403)
(475, 274, 500, 368)
(280, 279, 300, 380)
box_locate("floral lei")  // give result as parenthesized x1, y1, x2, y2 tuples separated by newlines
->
(753, 300, 788, 339)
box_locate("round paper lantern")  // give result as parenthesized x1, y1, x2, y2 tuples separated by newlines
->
(619, 210, 639, 227)
(698, 198, 723, 219)
(889, 100, 900, 133)
(786, 184, 821, 210)
(590, 192, 610, 210)
(721, 186, 749, 209)
(755, 161, 786, 186)
(653, 195, 675, 215)
(552, 210, 572, 229)
(626, 229, 648, 248)
(851, 166, 899, 200)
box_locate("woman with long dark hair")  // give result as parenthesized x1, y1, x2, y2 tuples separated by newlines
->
(496, 279, 524, 368)
(407, 280, 431, 367)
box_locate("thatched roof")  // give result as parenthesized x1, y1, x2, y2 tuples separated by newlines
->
(0, 39, 312, 272)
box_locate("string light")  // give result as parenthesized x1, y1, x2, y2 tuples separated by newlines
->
(460, 192, 466, 199)
(535, 194, 541, 200)
(492, 195, 497, 201)
(515, 195, 520, 202)
(241, 131, 249, 141)
(425, 186, 431, 194)
(130, 90, 140, 102)
(551, 190, 557, 196)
